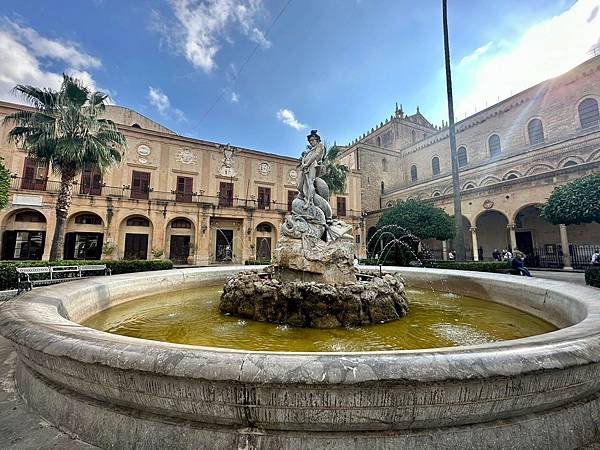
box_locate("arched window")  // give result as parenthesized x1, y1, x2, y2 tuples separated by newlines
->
(563, 160, 578, 168)
(131, 123, 142, 129)
(488, 134, 501, 157)
(527, 119, 544, 145)
(431, 156, 440, 175)
(380, 181, 385, 194)
(432, 191, 441, 197)
(75, 213, 102, 225)
(256, 223, 272, 232)
(410, 165, 418, 182)
(171, 218, 192, 229)
(382, 158, 388, 172)
(376, 136, 381, 146)
(14, 210, 46, 223)
(464, 183, 475, 190)
(506, 174, 518, 180)
(411, 130, 416, 143)
(126, 216, 150, 227)
(579, 98, 600, 130)
(457, 146, 468, 167)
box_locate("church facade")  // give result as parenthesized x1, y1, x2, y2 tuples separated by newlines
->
(340, 55, 600, 269)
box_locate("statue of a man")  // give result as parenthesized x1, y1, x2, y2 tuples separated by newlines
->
(297, 130, 325, 209)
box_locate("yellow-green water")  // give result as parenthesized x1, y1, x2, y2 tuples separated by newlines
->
(82, 284, 557, 352)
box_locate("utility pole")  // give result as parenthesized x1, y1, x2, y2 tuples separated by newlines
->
(442, 0, 466, 260)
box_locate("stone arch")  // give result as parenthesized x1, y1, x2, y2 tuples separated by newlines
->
(118, 214, 154, 260)
(524, 163, 554, 176)
(479, 176, 501, 186)
(165, 216, 196, 264)
(431, 190, 441, 198)
(255, 221, 277, 262)
(586, 148, 600, 162)
(443, 185, 454, 195)
(511, 204, 561, 259)
(475, 209, 510, 258)
(462, 181, 476, 190)
(64, 211, 105, 260)
(576, 95, 600, 130)
(558, 155, 585, 168)
(1, 208, 48, 260)
(503, 170, 523, 180)
(385, 201, 394, 208)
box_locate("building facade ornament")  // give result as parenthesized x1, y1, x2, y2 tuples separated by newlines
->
(217, 144, 237, 177)
(483, 199, 494, 209)
(137, 145, 151, 164)
(258, 161, 271, 176)
(176, 148, 197, 165)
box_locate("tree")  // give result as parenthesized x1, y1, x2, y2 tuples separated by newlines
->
(540, 172, 600, 225)
(320, 143, 349, 195)
(3, 74, 126, 260)
(0, 158, 10, 210)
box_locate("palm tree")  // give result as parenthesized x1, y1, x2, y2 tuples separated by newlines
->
(320, 143, 349, 195)
(3, 74, 126, 260)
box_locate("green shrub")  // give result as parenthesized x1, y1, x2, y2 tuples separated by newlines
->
(585, 267, 600, 288)
(423, 260, 517, 273)
(0, 259, 173, 291)
(244, 259, 270, 265)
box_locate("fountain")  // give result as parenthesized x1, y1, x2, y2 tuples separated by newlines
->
(1, 131, 600, 448)
(220, 130, 408, 328)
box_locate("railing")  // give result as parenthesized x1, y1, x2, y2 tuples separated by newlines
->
(9, 176, 363, 217)
(522, 245, 597, 269)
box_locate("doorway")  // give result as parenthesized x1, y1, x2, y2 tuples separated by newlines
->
(255, 237, 272, 262)
(124, 233, 148, 259)
(516, 231, 534, 254)
(64, 232, 103, 260)
(170, 235, 190, 264)
(215, 229, 233, 262)
(1, 231, 45, 260)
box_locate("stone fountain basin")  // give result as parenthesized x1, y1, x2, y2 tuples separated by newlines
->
(1, 266, 600, 449)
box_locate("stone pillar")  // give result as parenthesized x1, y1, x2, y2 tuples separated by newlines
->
(507, 224, 517, 252)
(442, 240, 448, 261)
(196, 214, 211, 266)
(470, 227, 479, 261)
(559, 224, 573, 270)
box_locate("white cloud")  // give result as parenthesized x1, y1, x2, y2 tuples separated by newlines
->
(454, 0, 600, 118)
(155, 0, 271, 73)
(229, 91, 240, 103)
(277, 108, 306, 130)
(148, 86, 186, 121)
(0, 19, 104, 104)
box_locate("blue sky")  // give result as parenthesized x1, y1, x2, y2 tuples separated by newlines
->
(1, 0, 599, 156)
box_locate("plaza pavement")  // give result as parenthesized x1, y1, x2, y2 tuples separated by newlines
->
(0, 269, 596, 449)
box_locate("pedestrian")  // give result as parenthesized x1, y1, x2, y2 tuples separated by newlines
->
(511, 253, 532, 277)
(591, 248, 600, 266)
(492, 248, 501, 261)
(448, 250, 455, 260)
(503, 249, 512, 260)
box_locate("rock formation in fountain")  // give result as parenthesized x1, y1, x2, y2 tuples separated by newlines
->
(220, 130, 408, 328)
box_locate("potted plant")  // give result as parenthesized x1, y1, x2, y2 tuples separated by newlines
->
(151, 248, 164, 259)
(187, 244, 196, 265)
(102, 241, 116, 261)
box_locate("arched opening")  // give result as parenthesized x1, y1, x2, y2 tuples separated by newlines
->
(506, 174, 519, 180)
(512, 205, 561, 268)
(1, 209, 47, 260)
(255, 222, 276, 262)
(488, 134, 501, 157)
(463, 182, 475, 190)
(578, 98, 600, 130)
(476, 210, 509, 259)
(166, 217, 195, 264)
(376, 136, 382, 147)
(457, 146, 468, 167)
(119, 215, 153, 260)
(131, 123, 142, 129)
(382, 158, 388, 172)
(563, 160, 578, 168)
(64, 212, 104, 260)
(431, 156, 440, 175)
(411, 130, 416, 143)
(410, 165, 418, 182)
(528, 119, 544, 145)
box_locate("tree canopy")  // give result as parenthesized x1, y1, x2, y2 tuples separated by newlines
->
(540, 172, 600, 225)
(377, 199, 456, 240)
(0, 158, 10, 210)
(320, 144, 349, 195)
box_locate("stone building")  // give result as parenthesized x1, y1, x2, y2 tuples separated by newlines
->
(340, 55, 600, 269)
(0, 103, 363, 264)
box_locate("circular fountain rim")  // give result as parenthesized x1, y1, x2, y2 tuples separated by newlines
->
(1, 265, 599, 385)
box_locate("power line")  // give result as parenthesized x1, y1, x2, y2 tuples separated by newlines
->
(193, 0, 294, 128)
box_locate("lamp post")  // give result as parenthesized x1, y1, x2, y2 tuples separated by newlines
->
(442, 0, 466, 260)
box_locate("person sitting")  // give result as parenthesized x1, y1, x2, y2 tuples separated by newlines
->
(492, 248, 501, 261)
(591, 249, 600, 266)
(511, 254, 532, 277)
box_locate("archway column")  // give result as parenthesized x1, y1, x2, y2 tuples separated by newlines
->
(507, 223, 517, 251)
(559, 224, 573, 270)
(470, 227, 479, 261)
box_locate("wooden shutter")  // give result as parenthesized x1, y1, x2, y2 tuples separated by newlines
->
(131, 171, 150, 199)
(176, 176, 193, 202)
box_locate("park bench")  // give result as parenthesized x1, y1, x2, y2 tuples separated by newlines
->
(17, 264, 111, 293)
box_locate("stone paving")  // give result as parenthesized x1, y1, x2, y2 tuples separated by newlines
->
(0, 270, 596, 449)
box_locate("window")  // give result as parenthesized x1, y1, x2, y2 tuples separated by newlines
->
(563, 160, 578, 167)
(528, 119, 544, 145)
(257, 186, 271, 209)
(506, 174, 518, 180)
(336, 197, 347, 216)
(382, 158, 388, 172)
(287, 190, 296, 212)
(431, 157, 440, 175)
(411, 130, 416, 143)
(579, 98, 600, 130)
(126, 216, 150, 227)
(131, 171, 150, 200)
(74, 214, 102, 225)
(432, 191, 441, 197)
(381, 181, 385, 194)
(131, 123, 142, 129)
(376, 136, 381, 146)
(21, 157, 48, 191)
(256, 223, 272, 232)
(464, 183, 475, 190)
(171, 218, 192, 229)
(488, 134, 501, 157)
(15, 211, 46, 223)
(457, 147, 468, 167)
(219, 182, 233, 207)
(176, 176, 193, 203)
(410, 165, 418, 182)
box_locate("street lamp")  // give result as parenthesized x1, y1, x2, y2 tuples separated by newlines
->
(442, 0, 466, 260)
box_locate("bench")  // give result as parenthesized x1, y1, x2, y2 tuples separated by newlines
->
(17, 264, 111, 293)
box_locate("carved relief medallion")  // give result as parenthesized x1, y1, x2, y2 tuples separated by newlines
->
(258, 162, 271, 176)
(483, 199, 494, 209)
(137, 145, 151, 164)
(288, 169, 298, 180)
(176, 148, 197, 165)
